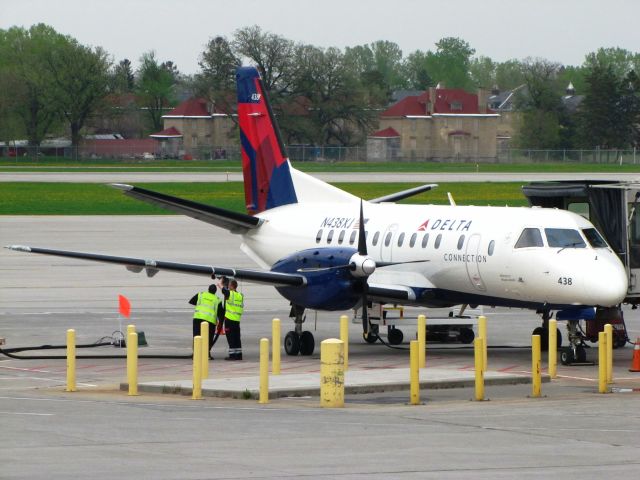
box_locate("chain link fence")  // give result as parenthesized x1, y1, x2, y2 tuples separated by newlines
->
(1, 144, 639, 165)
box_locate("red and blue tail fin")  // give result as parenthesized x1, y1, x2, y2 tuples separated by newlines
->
(237, 67, 297, 214)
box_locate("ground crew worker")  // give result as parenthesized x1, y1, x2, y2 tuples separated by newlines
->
(221, 279, 244, 360)
(188, 284, 224, 359)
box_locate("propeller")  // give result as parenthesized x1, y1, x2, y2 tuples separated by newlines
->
(356, 200, 374, 341)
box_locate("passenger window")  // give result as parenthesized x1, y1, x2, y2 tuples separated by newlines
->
(435, 234, 442, 249)
(545, 228, 586, 248)
(397, 233, 405, 247)
(409, 233, 417, 247)
(349, 230, 356, 245)
(372, 231, 380, 246)
(316, 229, 323, 244)
(338, 230, 345, 244)
(327, 230, 334, 243)
(515, 228, 543, 248)
(421, 233, 429, 248)
(488, 240, 495, 256)
(457, 235, 465, 250)
(384, 232, 392, 247)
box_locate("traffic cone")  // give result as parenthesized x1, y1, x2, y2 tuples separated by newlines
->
(630, 338, 640, 372)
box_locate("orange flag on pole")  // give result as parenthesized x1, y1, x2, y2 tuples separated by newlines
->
(118, 295, 131, 319)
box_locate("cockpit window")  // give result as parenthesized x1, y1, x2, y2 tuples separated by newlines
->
(545, 228, 586, 248)
(582, 228, 608, 248)
(515, 228, 544, 248)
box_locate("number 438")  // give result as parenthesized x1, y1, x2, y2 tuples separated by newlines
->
(558, 277, 573, 285)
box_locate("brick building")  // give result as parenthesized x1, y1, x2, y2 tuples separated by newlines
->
(370, 86, 499, 161)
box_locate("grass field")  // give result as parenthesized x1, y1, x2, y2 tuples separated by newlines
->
(3, 158, 640, 173)
(0, 182, 529, 215)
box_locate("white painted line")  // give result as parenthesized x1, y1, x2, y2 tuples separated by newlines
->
(0, 411, 54, 416)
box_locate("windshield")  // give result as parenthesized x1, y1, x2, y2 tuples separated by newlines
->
(545, 228, 586, 248)
(582, 228, 608, 248)
(515, 228, 544, 248)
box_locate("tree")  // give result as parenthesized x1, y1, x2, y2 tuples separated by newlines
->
(494, 60, 525, 91)
(425, 37, 475, 89)
(195, 35, 240, 118)
(0, 24, 65, 145)
(469, 56, 496, 88)
(135, 51, 176, 132)
(110, 58, 135, 93)
(46, 40, 111, 147)
(584, 47, 636, 80)
(403, 50, 434, 90)
(578, 62, 630, 149)
(232, 25, 296, 94)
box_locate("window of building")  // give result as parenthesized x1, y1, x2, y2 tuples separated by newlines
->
(451, 101, 463, 111)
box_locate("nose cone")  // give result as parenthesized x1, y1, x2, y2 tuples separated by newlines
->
(586, 258, 628, 306)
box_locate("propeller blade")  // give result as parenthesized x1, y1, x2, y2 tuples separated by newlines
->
(376, 259, 430, 267)
(357, 199, 367, 256)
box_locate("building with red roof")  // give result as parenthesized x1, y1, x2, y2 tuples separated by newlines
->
(158, 98, 235, 159)
(370, 86, 499, 161)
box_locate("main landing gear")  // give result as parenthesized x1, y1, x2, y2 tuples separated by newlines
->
(533, 310, 563, 352)
(284, 305, 315, 356)
(560, 319, 588, 365)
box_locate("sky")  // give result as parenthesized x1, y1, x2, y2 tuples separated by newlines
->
(3, 0, 640, 74)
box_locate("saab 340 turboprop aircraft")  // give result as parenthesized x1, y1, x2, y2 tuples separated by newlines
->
(7, 67, 628, 358)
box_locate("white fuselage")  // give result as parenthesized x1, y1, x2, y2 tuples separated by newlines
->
(240, 201, 628, 309)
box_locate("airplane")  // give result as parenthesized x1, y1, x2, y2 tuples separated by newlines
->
(6, 66, 628, 362)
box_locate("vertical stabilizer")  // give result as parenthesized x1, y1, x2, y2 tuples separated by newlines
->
(236, 67, 297, 214)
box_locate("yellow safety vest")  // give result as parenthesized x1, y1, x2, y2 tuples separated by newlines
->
(225, 290, 244, 322)
(193, 292, 220, 324)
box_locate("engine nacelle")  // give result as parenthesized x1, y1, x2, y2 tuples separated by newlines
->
(349, 253, 376, 277)
(270, 247, 363, 310)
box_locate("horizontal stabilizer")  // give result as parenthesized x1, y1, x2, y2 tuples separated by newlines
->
(5, 245, 305, 287)
(111, 184, 262, 232)
(369, 184, 438, 204)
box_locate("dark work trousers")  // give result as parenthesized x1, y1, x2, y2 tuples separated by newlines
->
(225, 319, 242, 357)
(193, 319, 216, 357)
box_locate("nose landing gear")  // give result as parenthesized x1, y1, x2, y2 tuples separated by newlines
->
(285, 305, 315, 356)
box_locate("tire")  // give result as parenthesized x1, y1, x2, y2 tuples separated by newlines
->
(458, 327, 475, 344)
(299, 331, 315, 356)
(363, 331, 378, 343)
(560, 347, 574, 365)
(575, 345, 587, 363)
(284, 331, 300, 356)
(387, 328, 403, 345)
(533, 327, 549, 351)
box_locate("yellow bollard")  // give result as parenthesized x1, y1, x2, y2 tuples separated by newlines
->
(340, 315, 349, 370)
(192, 336, 202, 400)
(259, 338, 269, 404)
(599, 331, 608, 393)
(474, 337, 484, 401)
(127, 324, 135, 336)
(272, 318, 281, 375)
(604, 323, 613, 384)
(417, 314, 426, 369)
(409, 340, 420, 405)
(201, 321, 209, 380)
(531, 335, 541, 398)
(478, 315, 487, 370)
(66, 329, 76, 392)
(320, 339, 344, 408)
(548, 319, 557, 379)
(127, 331, 138, 396)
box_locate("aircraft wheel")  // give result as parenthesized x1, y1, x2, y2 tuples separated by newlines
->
(614, 336, 627, 349)
(387, 328, 403, 345)
(363, 331, 378, 343)
(560, 347, 574, 365)
(533, 327, 549, 351)
(575, 345, 587, 363)
(458, 327, 475, 344)
(284, 331, 300, 356)
(299, 331, 315, 356)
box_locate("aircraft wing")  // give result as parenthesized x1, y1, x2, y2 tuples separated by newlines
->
(111, 184, 262, 233)
(5, 245, 305, 287)
(369, 184, 438, 203)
